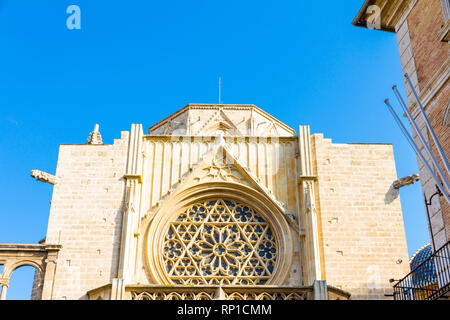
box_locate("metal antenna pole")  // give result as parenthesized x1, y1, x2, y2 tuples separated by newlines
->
(405, 73, 450, 176)
(219, 77, 221, 105)
(392, 86, 450, 194)
(384, 99, 450, 205)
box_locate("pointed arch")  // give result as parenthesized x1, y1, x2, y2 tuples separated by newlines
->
(143, 181, 293, 286)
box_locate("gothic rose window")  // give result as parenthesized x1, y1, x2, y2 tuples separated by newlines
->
(162, 199, 278, 285)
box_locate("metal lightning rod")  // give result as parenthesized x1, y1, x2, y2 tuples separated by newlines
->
(219, 77, 222, 105)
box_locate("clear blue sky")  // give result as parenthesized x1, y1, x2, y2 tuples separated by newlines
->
(0, 0, 430, 299)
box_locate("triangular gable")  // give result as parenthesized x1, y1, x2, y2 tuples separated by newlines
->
(148, 104, 296, 137)
(262, 121, 280, 137)
(142, 136, 299, 232)
(149, 108, 189, 135)
(195, 109, 242, 136)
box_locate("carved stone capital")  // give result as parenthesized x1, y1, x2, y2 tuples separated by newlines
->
(44, 258, 58, 265)
(123, 174, 142, 183)
(0, 278, 9, 287)
(298, 175, 318, 182)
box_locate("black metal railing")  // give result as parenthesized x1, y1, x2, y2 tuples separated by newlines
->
(394, 241, 450, 300)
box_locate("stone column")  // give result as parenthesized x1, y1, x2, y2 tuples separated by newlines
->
(40, 259, 57, 300)
(0, 278, 9, 300)
(298, 126, 322, 285)
(111, 278, 125, 300)
(117, 177, 140, 281)
(303, 179, 322, 282)
(117, 124, 143, 285)
(40, 245, 62, 300)
(313, 280, 328, 300)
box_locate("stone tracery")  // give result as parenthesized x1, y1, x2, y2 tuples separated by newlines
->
(162, 199, 278, 285)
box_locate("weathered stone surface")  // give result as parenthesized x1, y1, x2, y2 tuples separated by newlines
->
(312, 135, 410, 299)
(1, 104, 410, 300)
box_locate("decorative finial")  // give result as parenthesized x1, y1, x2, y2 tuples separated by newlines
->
(87, 124, 103, 145)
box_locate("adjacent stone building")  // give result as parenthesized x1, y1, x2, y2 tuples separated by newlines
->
(0, 104, 410, 300)
(353, 0, 449, 252)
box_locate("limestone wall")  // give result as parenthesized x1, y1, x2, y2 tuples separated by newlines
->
(133, 136, 303, 286)
(140, 136, 299, 219)
(40, 123, 411, 300)
(312, 134, 410, 299)
(44, 132, 129, 300)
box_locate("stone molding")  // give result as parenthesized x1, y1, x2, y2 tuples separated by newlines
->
(144, 183, 294, 287)
(87, 284, 351, 300)
(148, 104, 296, 137)
(353, 0, 416, 33)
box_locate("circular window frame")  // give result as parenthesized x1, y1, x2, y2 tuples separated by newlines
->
(144, 182, 293, 286)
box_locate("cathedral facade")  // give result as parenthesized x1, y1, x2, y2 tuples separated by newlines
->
(0, 104, 410, 300)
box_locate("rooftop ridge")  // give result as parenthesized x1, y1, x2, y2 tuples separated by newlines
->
(148, 103, 296, 136)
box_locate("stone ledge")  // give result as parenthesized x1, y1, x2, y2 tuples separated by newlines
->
(0, 244, 62, 252)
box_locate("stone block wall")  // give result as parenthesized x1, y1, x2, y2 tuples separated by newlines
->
(312, 134, 410, 299)
(44, 132, 129, 300)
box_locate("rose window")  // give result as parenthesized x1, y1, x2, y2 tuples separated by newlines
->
(162, 199, 278, 285)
